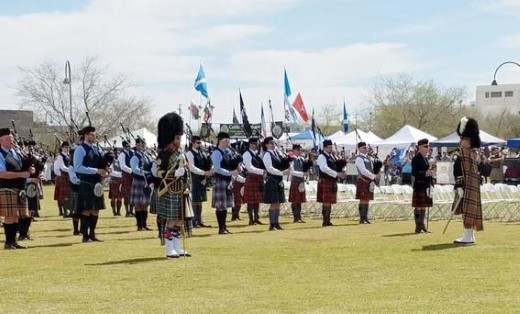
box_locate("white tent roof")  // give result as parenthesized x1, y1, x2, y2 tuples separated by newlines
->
(365, 131, 383, 142)
(333, 130, 369, 146)
(373, 125, 437, 146)
(431, 130, 506, 147)
(328, 131, 345, 141)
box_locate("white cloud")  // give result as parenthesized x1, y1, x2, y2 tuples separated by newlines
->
(501, 33, 520, 48)
(480, 0, 520, 16)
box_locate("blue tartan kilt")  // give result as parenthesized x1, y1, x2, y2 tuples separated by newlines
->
(264, 176, 285, 204)
(67, 189, 80, 215)
(130, 177, 152, 207)
(157, 193, 182, 220)
(77, 181, 105, 211)
(212, 178, 234, 209)
(190, 175, 207, 202)
(149, 188, 159, 214)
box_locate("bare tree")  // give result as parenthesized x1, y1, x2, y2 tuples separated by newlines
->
(316, 104, 342, 136)
(16, 56, 154, 140)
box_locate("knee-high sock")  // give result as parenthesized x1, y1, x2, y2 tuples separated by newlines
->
(358, 203, 364, 221)
(274, 208, 281, 227)
(4, 223, 14, 245)
(298, 204, 303, 221)
(135, 211, 142, 228)
(116, 200, 122, 215)
(269, 209, 276, 227)
(216, 211, 223, 230)
(89, 216, 99, 238)
(253, 205, 260, 221)
(291, 204, 297, 221)
(72, 217, 79, 233)
(110, 200, 116, 212)
(142, 211, 148, 228)
(247, 204, 254, 224)
(80, 215, 89, 237)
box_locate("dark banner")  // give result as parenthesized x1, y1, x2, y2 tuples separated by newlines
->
(219, 123, 262, 138)
(271, 121, 285, 139)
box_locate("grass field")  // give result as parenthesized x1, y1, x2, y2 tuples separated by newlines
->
(2, 186, 520, 313)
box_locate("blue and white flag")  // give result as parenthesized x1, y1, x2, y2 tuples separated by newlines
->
(283, 69, 300, 123)
(194, 64, 209, 99)
(343, 100, 349, 133)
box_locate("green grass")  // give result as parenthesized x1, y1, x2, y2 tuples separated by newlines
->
(2, 186, 520, 313)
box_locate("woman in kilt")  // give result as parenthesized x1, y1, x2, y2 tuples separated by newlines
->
(130, 138, 153, 231)
(242, 138, 265, 225)
(53, 141, 71, 217)
(289, 144, 307, 223)
(0, 128, 31, 250)
(118, 141, 134, 217)
(453, 117, 483, 245)
(262, 137, 290, 231)
(108, 149, 123, 216)
(155, 112, 190, 258)
(355, 142, 379, 224)
(317, 140, 346, 227)
(411, 138, 433, 233)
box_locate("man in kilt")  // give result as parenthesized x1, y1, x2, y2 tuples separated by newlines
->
(130, 138, 153, 231)
(53, 141, 71, 217)
(411, 138, 433, 233)
(355, 142, 379, 224)
(453, 117, 483, 245)
(118, 140, 134, 217)
(289, 144, 307, 223)
(262, 137, 290, 231)
(108, 149, 123, 216)
(0, 128, 31, 249)
(155, 112, 191, 258)
(68, 146, 81, 236)
(242, 137, 265, 225)
(210, 132, 239, 235)
(73, 126, 108, 243)
(317, 140, 346, 227)
(186, 136, 213, 228)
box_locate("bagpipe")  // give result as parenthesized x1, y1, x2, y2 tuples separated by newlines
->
(297, 157, 315, 193)
(157, 149, 189, 198)
(273, 147, 293, 171)
(220, 147, 243, 172)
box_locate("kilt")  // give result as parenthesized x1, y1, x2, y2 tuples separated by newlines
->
(264, 176, 285, 204)
(317, 178, 337, 204)
(67, 189, 80, 215)
(121, 172, 133, 198)
(412, 189, 432, 208)
(243, 174, 264, 204)
(77, 181, 105, 211)
(233, 181, 245, 207)
(157, 193, 182, 220)
(130, 177, 152, 207)
(288, 180, 306, 203)
(212, 178, 234, 209)
(27, 192, 41, 212)
(191, 175, 208, 202)
(53, 173, 71, 201)
(149, 188, 159, 214)
(355, 177, 374, 201)
(108, 177, 123, 199)
(0, 189, 29, 217)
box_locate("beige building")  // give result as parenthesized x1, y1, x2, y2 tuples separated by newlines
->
(475, 83, 520, 115)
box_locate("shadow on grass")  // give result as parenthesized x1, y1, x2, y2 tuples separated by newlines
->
(28, 242, 75, 249)
(85, 257, 166, 265)
(413, 243, 467, 251)
(382, 232, 418, 238)
(33, 228, 72, 233)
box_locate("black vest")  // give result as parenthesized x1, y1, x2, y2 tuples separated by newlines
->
(318, 153, 336, 180)
(133, 152, 152, 180)
(60, 153, 70, 167)
(266, 151, 283, 182)
(356, 154, 373, 178)
(0, 148, 26, 189)
(215, 148, 232, 181)
(77, 143, 103, 182)
(123, 150, 134, 167)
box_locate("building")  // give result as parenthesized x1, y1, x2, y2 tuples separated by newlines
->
(475, 83, 520, 115)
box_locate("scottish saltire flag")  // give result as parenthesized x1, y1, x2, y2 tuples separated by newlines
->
(260, 103, 267, 138)
(311, 108, 318, 148)
(283, 69, 300, 123)
(232, 107, 239, 124)
(343, 100, 349, 133)
(194, 64, 209, 99)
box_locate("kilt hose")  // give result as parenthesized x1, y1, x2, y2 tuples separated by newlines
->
(0, 189, 29, 217)
(243, 174, 264, 204)
(355, 177, 374, 201)
(412, 189, 432, 208)
(317, 178, 337, 204)
(233, 181, 245, 207)
(108, 177, 123, 199)
(190, 175, 208, 202)
(263, 176, 285, 204)
(288, 180, 306, 203)
(77, 181, 105, 212)
(121, 172, 133, 199)
(212, 178, 234, 209)
(54, 173, 71, 201)
(130, 177, 152, 207)
(157, 192, 183, 220)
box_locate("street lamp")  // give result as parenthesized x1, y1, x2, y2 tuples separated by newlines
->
(491, 61, 520, 85)
(63, 60, 73, 141)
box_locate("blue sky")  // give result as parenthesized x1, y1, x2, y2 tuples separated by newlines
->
(0, 0, 519, 127)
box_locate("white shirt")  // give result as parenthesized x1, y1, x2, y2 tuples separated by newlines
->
(262, 150, 284, 176)
(290, 157, 304, 178)
(109, 163, 122, 178)
(317, 153, 337, 178)
(53, 153, 69, 176)
(355, 153, 375, 180)
(185, 149, 206, 176)
(118, 150, 133, 174)
(242, 150, 264, 176)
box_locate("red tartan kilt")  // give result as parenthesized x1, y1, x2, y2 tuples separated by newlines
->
(317, 178, 337, 204)
(233, 181, 244, 206)
(54, 174, 71, 201)
(355, 177, 374, 201)
(412, 189, 432, 208)
(243, 174, 264, 204)
(121, 172, 133, 198)
(109, 178, 123, 199)
(288, 180, 306, 203)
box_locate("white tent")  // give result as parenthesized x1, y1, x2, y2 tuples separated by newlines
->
(365, 131, 383, 142)
(431, 130, 506, 147)
(373, 125, 437, 146)
(328, 131, 345, 141)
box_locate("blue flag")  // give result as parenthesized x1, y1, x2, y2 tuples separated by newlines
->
(283, 69, 299, 123)
(343, 101, 349, 133)
(194, 64, 209, 99)
(284, 69, 292, 97)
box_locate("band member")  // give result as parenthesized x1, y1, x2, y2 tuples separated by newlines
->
(0, 128, 31, 249)
(68, 145, 81, 236)
(53, 141, 71, 216)
(453, 117, 483, 245)
(242, 137, 265, 225)
(411, 138, 433, 233)
(130, 138, 153, 231)
(108, 149, 123, 216)
(73, 126, 108, 242)
(317, 140, 346, 227)
(288, 144, 308, 223)
(210, 132, 239, 234)
(118, 140, 134, 217)
(355, 142, 380, 224)
(262, 136, 290, 231)
(185, 136, 213, 228)
(231, 167, 246, 221)
(155, 112, 190, 258)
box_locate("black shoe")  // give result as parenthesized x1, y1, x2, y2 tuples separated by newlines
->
(137, 227, 144, 231)
(322, 222, 334, 227)
(359, 220, 365, 224)
(82, 237, 91, 243)
(125, 213, 133, 217)
(166, 254, 180, 259)
(269, 225, 277, 231)
(73, 231, 81, 236)
(143, 226, 152, 231)
(454, 240, 474, 245)
(18, 236, 32, 241)
(179, 252, 192, 257)
(90, 237, 103, 242)
(275, 224, 283, 230)
(12, 243, 27, 249)
(248, 220, 254, 226)
(298, 219, 306, 223)
(199, 223, 212, 228)
(254, 220, 264, 225)
(364, 220, 372, 224)
(4, 244, 16, 250)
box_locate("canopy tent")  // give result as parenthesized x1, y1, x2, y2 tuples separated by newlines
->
(507, 137, 520, 148)
(366, 131, 383, 142)
(284, 130, 327, 149)
(105, 128, 211, 149)
(373, 125, 437, 146)
(430, 130, 506, 147)
(327, 131, 345, 141)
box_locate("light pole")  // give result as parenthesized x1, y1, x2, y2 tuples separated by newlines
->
(63, 60, 73, 141)
(491, 61, 520, 85)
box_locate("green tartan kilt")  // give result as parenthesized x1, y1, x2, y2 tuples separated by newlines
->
(157, 193, 182, 220)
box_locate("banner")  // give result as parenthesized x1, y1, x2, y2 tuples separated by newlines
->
(219, 123, 262, 139)
(271, 121, 284, 139)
